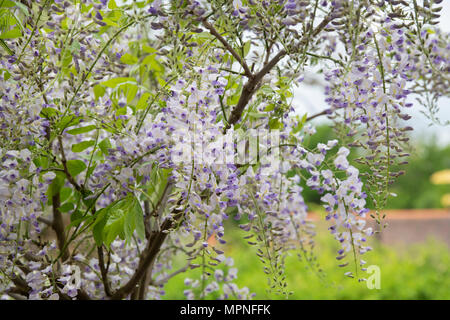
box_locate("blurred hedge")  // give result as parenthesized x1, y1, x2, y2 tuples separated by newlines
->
(163, 223, 450, 300)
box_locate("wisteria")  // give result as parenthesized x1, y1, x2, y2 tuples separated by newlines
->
(0, 0, 448, 300)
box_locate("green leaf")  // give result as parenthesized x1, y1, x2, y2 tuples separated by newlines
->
(60, 48, 73, 70)
(85, 161, 98, 180)
(264, 104, 276, 112)
(93, 84, 106, 100)
(60, 187, 73, 203)
(69, 40, 81, 54)
(57, 115, 80, 131)
(227, 93, 240, 106)
(80, 189, 95, 208)
(66, 159, 87, 177)
(260, 85, 273, 94)
(0, 26, 21, 39)
(126, 83, 138, 104)
(269, 118, 281, 129)
(46, 172, 66, 198)
(92, 194, 145, 247)
(11, 1, 28, 15)
(68, 212, 95, 230)
(0, 1, 18, 8)
(103, 17, 119, 27)
(92, 208, 108, 246)
(59, 202, 74, 213)
(67, 125, 97, 135)
(40, 107, 60, 118)
(142, 44, 156, 54)
(0, 68, 11, 80)
(248, 112, 266, 119)
(292, 114, 307, 134)
(136, 92, 151, 110)
(101, 77, 136, 88)
(72, 140, 96, 153)
(108, 198, 127, 241)
(120, 53, 138, 65)
(124, 195, 145, 242)
(70, 209, 83, 223)
(33, 156, 49, 169)
(98, 138, 112, 155)
(142, 54, 164, 72)
(108, 0, 118, 9)
(144, 165, 170, 206)
(243, 40, 251, 57)
(69, 210, 85, 228)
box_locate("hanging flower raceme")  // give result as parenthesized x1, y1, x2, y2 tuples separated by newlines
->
(0, 0, 448, 300)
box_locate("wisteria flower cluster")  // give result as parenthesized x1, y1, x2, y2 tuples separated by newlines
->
(0, 0, 448, 300)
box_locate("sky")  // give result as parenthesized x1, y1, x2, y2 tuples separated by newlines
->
(293, 4, 450, 144)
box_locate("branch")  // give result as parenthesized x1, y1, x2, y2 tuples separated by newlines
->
(143, 200, 152, 239)
(144, 182, 173, 237)
(225, 49, 286, 131)
(4, 272, 30, 298)
(97, 246, 112, 297)
(136, 268, 149, 300)
(7, 292, 27, 300)
(201, 19, 253, 79)
(110, 209, 184, 300)
(37, 217, 52, 226)
(51, 193, 70, 261)
(58, 136, 84, 193)
(306, 109, 331, 122)
(224, 15, 334, 131)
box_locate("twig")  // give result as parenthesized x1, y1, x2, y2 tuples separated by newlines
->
(152, 264, 190, 287)
(97, 246, 112, 297)
(305, 52, 345, 67)
(51, 193, 69, 261)
(306, 109, 330, 122)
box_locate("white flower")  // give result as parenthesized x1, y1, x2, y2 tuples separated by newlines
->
(0, 183, 11, 200)
(227, 268, 238, 280)
(214, 269, 224, 282)
(334, 148, 350, 170)
(5, 150, 19, 158)
(233, 0, 242, 10)
(184, 289, 195, 300)
(303, 124, 316, 135)
(48, 293, 59, 300)
(321, 193, 337, 207)
(117, 167, 133, 184)
(364, 227, 374, 236)
(307, 152, 325, 166)
(42, 172, 56, 183)
(327, 139, 338, 148)
(19, 149, 32, 161)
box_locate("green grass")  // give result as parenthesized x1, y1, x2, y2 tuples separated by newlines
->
(162, 221, 450, 300)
